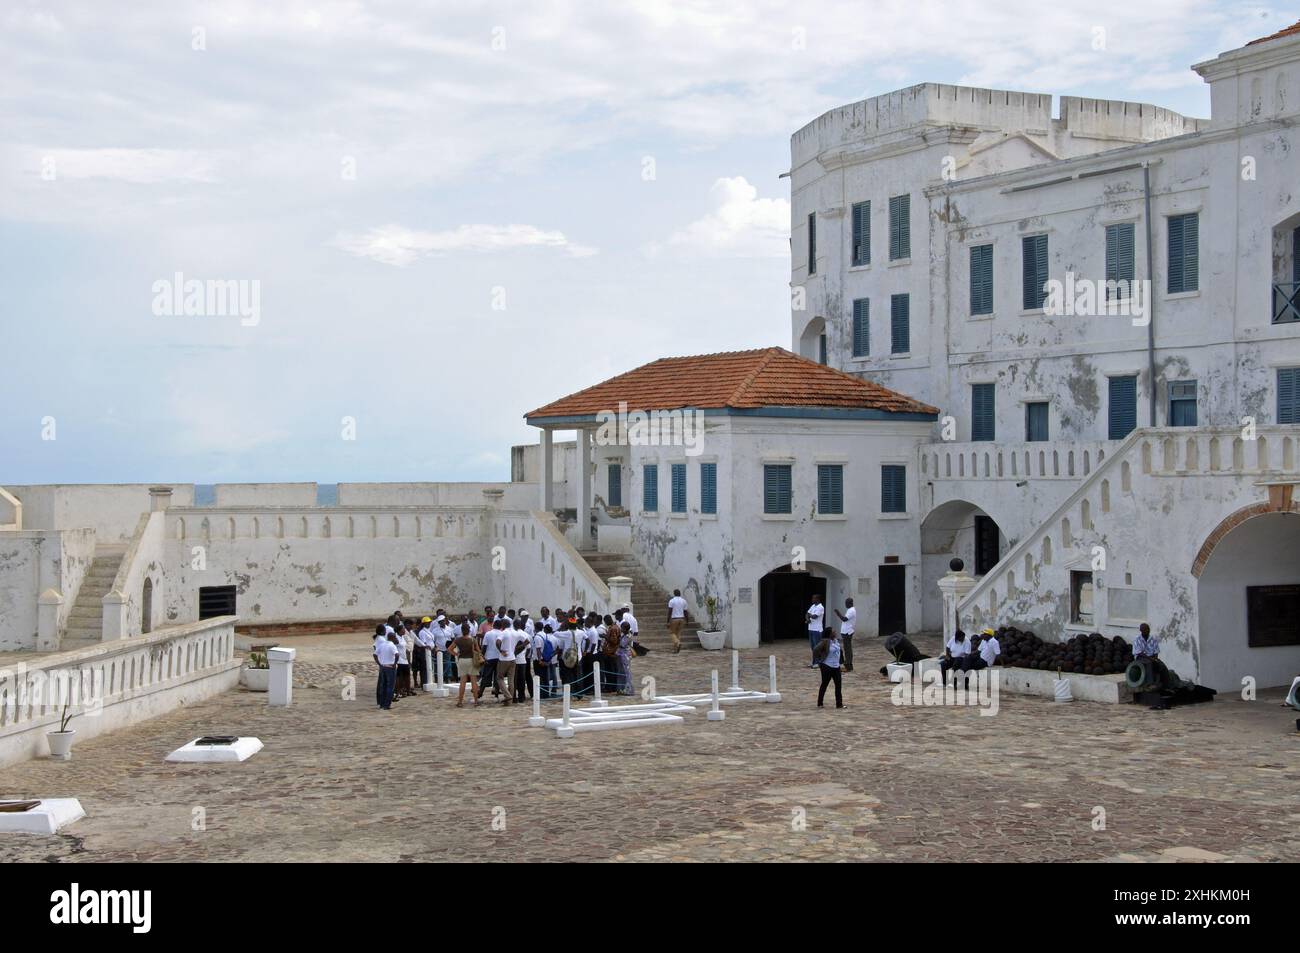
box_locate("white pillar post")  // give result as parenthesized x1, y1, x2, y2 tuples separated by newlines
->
(528, 676, 545, 726)
(707, 669, 725, 721)
(937, 559, 977, 645)
(728, 649, 742, 693)
(432, 651, 450, 697)
(766, 655, 781, 702)
(267, 646, 296, 707)
(556, 684, 574, 738)
(590, 660, 607, 707)
(576, 427, 591, 550)
(539, 428, 554, 512)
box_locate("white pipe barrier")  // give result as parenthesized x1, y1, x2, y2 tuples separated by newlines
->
(556, 684, 575, 738)
(729, 650, 742, 693)
(766, 654, 781, 702)
(528, 676, 545, 726)
(431, 651, 450, 697)
(590, 661, 608, 708)
(707, 669, 725, 721)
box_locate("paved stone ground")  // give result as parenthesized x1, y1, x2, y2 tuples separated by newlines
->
(2, 633, 1297, 862)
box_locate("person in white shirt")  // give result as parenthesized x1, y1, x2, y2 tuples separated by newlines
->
(806, 596, 825, 667)
(477, 620, 504, 701)
(813, 628, 846, 709)
(941, 629, 972, 684)
(494, 622, 519, 704)
(833, 598, 857, 672)
(373, 624, 399, 710)
(533, 626, 559, 696)
(513, 621, 532, 702)
(666, 590, 689, 654)
(964, 628, 1001, 676)
(554, 620, 579, 688)
(436, 616, 456, 682)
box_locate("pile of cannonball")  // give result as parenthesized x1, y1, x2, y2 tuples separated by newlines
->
(995, 626, 1133, 675)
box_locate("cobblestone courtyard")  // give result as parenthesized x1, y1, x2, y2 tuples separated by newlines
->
(2, 634, 1297, 862)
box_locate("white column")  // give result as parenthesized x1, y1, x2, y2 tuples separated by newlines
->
(539, 428, 554, 511)
(575, 427, 591, 550)
(937, 560, 977, 645)
(766, 655, 781, 702)
(528, 676, 545, 726)
(591, 660, 607, 707)
(268, 646, 296, 707)
(557, 684, 574, 738)
(707, 669, 725, 721)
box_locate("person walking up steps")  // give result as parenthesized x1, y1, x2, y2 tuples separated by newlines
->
(666, 589, 688, 654)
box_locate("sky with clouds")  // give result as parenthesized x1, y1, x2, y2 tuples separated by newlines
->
(2, 0, 1295, 484)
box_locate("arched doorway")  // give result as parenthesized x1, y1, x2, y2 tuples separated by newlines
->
(141, 577, 153, 634)
(758, 561, 849, 643)
(1195, 511, 1300, 691)
(796, 316, 827, 364)
(920, 500, 1004, 631)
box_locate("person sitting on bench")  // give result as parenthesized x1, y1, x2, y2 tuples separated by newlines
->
(940, 630, 971, 684)
(962, 628, 1001, 679)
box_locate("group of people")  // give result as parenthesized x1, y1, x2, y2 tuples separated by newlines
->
(370, 605, 641, 711)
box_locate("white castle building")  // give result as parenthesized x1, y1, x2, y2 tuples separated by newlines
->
(2, 23, 1299, 763)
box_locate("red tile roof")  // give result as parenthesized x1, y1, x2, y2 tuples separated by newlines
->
(524, 347, 938, 420)
(1248, 19, 1300, 45)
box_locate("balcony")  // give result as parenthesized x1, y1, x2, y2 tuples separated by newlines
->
(1274, 281, 1300, 324)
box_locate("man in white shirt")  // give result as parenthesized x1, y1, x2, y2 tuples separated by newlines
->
(941, 629, 972, 684)
(494, 623, 519, 704)
(513, 621, 531, 702)
(806, 595, 825, 668)
(477, 620, 503, 700)
(964, 628, 1000, 674)
(373, 626, 399, 710)
(533, 626, 558, 696)
(834, 598, 856, 672)
(666, 590, 688, 654)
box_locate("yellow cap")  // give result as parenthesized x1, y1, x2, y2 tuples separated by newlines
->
(421, 616, 432, 624)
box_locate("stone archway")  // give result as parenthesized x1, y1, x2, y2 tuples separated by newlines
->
(920, 499, 1005, 631)
(1191, 492, 1300, 577)
(141, 577, 153, 634)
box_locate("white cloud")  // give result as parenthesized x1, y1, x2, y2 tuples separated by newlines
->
(656, 176, 790, 258)
(330, 223, 598, 266)
(25, 147, 222, 184)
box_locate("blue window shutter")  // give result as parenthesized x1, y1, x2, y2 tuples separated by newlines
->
(642, 464, 658, 512)
(1293, 227, 1299, 283)
(671, 463, 686, 512)
(1106, 223, 1135, 297)
(1168, 213, 1198, 294)
(851, 201, 870, 266)
(1022, 235, 1048, 309)
(889, 194, 910, 260)
(852, 299, 870, 357)
(764, 464, 792, 514)
(607, 463, 621, 508)
(807, 212, 817, 275)
(881, 464, 906, 513)
(972, 383, 995, 441)
(1279, 368, 1300, 424)
(700, 463, 717, 514)
(1168, 380, 1197, 427)
(1025, 402, 1049, 442)
(891, 294, 910, 354)
(1108, 376, 1138, 439)
(817, 465, 843, 515)
(970, 244, 993, 315)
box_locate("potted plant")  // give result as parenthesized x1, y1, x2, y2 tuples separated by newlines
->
(696, 595, 727, 651)
(885, 644, 912, 683)
(240, 650, 271, 691)
(47, 700, 77, 761)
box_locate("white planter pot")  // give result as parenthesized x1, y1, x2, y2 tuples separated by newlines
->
(47, 730, 75, 761)
(697, 629, 727, 651)
(1053, 677, 1073, 702)
(886, 662, 912, 683)
(241, 667, 270, 692)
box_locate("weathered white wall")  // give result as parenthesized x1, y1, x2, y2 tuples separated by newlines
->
(0, 529, 96, 651)
(214, 483, 317, 506)
(5, 485, 193, 542)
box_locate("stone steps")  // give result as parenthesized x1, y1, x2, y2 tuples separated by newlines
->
(60, 549, 124, 648)
(580, 552, 701, 650)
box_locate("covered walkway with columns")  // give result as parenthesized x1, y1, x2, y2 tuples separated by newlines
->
(536, 423, 594, 551)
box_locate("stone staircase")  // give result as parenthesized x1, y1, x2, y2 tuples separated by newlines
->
(61, 547, 125, 650)
(580, 550, 701, 651)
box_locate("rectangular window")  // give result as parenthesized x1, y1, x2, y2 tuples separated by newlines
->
(852, 298, 870, 357)
(1025, 401, 1049, 442)
(890, 294, 909, 354)
(807, 211, 817, 275)
(763, 464, 792, 515)
(888, 194, 910, 260)
(670, 463, 686, 513)
(1105, 222, 1135, 299)
(817, 464, 843, 515)
(970, 244, 993, 315)
(881, 464, 906, 513)
(974, 515, 999, 575)
(1022, 234, 1049, 310)
(1167, 212, 1199, 294)
(1071, 571, 1095, 626)
(818, 332, 827, 365)
(971, 383, 995, 442)
(700, 462, 717, 515)
(1168, 380, 1197, 427)
(642, 464, 658, 512)
(1279, 367, 1300, 424)
(851, 201, 870, 266)
(1108, 375, 1138, 439)
(607, 463, 622, 508)
(198, 585, 236, 620)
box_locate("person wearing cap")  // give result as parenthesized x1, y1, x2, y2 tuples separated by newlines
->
(963, 628, 1001, 677)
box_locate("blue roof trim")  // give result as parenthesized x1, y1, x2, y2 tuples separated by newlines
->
(526, 405, 938, 427)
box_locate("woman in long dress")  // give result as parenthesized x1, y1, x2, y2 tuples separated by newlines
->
(616, 620, 635, 695)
